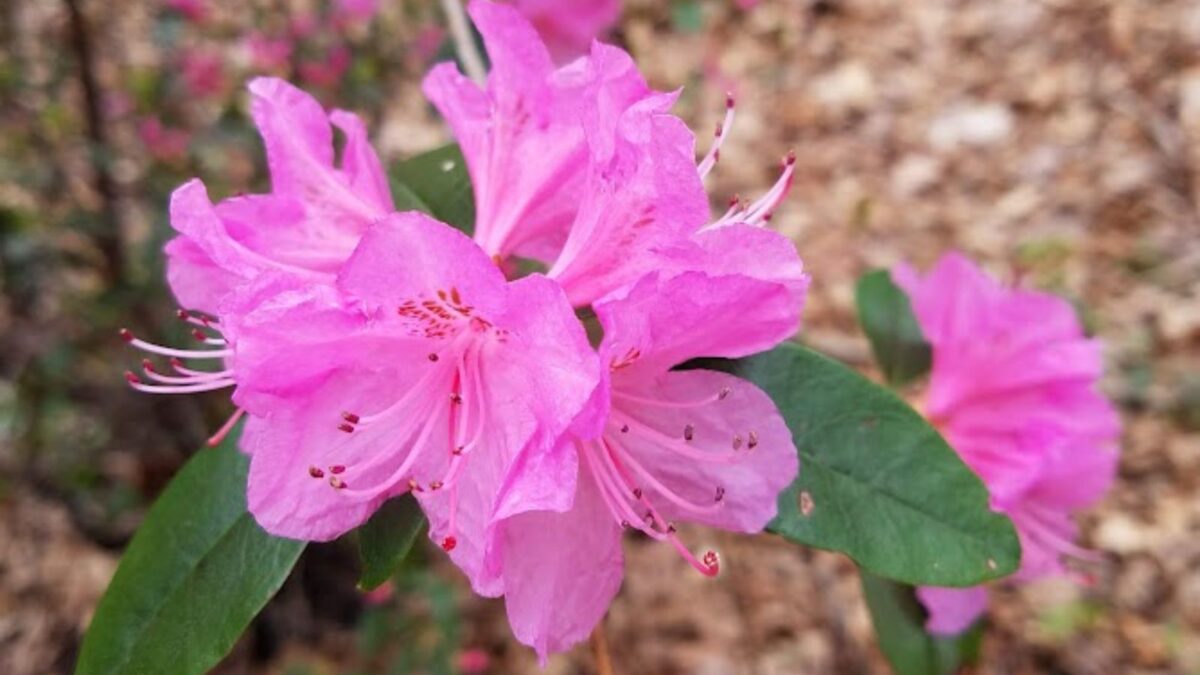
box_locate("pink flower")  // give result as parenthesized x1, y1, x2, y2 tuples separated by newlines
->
(424, 1, 650, 265)
(230, 213, 601, 594)
(487, 269, 802, 659)
(894, 253, 1120, 635)
(426, 1, 801, 307)
(333, 0, 380, 24)
(123, 78, 392, 444)
(244, 32, 293, 73)
(509, 0, 621, 62)
(299, 45, 352, 89)
(137, 117, 191, 162)
(179, 49, 227, 99)
(166, 0, 206, 22)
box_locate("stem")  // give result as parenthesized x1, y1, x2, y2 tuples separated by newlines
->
(64, 0, 124, 286)
(590, 621, 615, 675)
(438, 0, 486, 85)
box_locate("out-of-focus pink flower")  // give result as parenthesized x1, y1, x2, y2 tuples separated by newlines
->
(414, 25, 447, 63)
(299, 45, 352, 89)
(230, 214, 601, 592)
(457, 648, 491, 673)
(179, 49, 227, 99)
(244, 32, 293, 73)
(166, 0, 206, 22)
(333, 0, 379, 23)
(137, 117, 191, 162)
(508, 0, 621, 62)
(289, 12, 320, 39)
(894, 253, 1120, 635)
(123, 78, 393, 447)
(489, 268, 802, 660)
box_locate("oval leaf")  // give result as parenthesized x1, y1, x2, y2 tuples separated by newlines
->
(856, 269, 931, 387)
(860, 572, 983, 675)
(730, 343, 1019, 586)
(357, 494, 427, 591)
(389, 144, 475, 234)
(76, 426, 305, 675)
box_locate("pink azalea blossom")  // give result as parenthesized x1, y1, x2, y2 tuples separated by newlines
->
(426, 1, 801, 307)
(244, 32, 293, 73)
(136, 117, 191, 162)
(299, 45, 352, 89)
(123, 78, 392, 445)
(486, 268, 803, 659)
(894, 253, 1120, 635)
(508, 0, 621, 62)
(230, 213, 601, 595)
(179, 49, 227, 99)
(333, 0, 380, 24)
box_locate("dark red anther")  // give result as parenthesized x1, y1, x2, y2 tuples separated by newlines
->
(785, 150, 796, 166)
(718, 387, 731, 401)
(429, 480, 444, 490)
(408, 479, 424, 493)
(441, 536, 457, 552)
(338, 423, 355, 433)
(703, 550, 720, 573)
(191, 328, 208, 341)
(124, 371, 141, 384)
(620, 424, 629, 434)
(169, 357, 183, 368)
(747, 431, 759, 449)
(452, 445, 464, 456)
(329, 475, 346, 489)
(308, 466, 325, 479)
(329, 465, 345, 474)
(683, 424, 695, 442)
(725, 92, 735, 109)
(141, 359, 156, 373)
(176, 308, 190, 321)
(341, 411, 360, 424)
(450, 287, 462, 305)
(713, 149, 720, 162)
(714, 122, 723, 138)
(119, 328, 134, 343)
(428, 353, 439, 362)
(449, 392, 463, 404)
(715, 486, 726, 502)
(728, 194, 741, 208)
(632, 487, 643, 499)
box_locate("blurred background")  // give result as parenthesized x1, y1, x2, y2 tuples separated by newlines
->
(2, 0, 1199, 673)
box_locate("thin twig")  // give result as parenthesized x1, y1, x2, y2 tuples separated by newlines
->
(64, 0, 124, 285)
(590, 621, 615, 675)
(438, 0, 486, 84)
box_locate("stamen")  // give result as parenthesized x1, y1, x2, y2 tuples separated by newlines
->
(698, 92, 736, 180)
(206, 408, 245, 447)
(309, 466, 325, 478)
(612, 411, 748, 465)
(613, 388, 730, 410)
(441, 536, 457, 551)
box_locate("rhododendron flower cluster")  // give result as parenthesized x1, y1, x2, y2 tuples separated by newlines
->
(895, 253, 1120, 635)
(124, 0, 806, 659)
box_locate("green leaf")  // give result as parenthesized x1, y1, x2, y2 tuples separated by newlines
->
(730, 343, 1019, 586)
(356, 494, 427, 591)
(76, 426, 305, 675)
(860, 572, 983, 675)
(855, 270, 931, 387)
(389, 144, 475, 234)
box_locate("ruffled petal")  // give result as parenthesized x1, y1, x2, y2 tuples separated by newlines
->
(594, 270, 796, 377)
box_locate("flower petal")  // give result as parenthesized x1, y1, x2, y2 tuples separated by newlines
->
(609, 369, 797, 532)
(498, 467, 624, 662)
(915, 585, 989, 636)
(595, 270, 797, 377)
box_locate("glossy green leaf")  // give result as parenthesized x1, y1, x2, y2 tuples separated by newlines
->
(357, 494, 427, 591)
(389, 144, 475, 234)
(76, 426, 305, 675)
(730, 343, 1019, 586)
(861, 572, 983, 675)
(856, 269, 931, 387)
